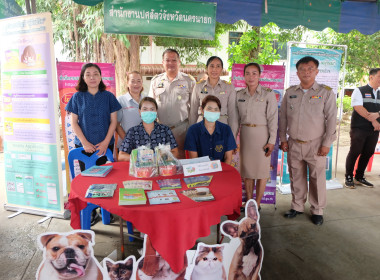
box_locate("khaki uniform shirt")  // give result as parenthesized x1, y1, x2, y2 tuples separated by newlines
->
(189, 79, 238, 137)
(149, 72, 195, 127)
(237, 85, 278, 144)
(279, 82, 337, 147)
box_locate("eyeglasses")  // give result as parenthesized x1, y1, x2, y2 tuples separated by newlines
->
(298, 67, 317, 73)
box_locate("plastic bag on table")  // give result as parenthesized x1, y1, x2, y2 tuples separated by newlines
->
(155, 144, 183, 176)
(129, 145, 158, 178)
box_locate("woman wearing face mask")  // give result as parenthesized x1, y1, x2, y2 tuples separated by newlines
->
(237, 63, 278, 209)
(189, 56, 238, 138)
(118, 97, 179, 162)
(185, 95, 236, 165)
(116, 71, 145, 150)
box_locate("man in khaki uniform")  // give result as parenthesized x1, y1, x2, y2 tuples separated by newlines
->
(279, 56, 337, 226)
(149, 49, 195, 159)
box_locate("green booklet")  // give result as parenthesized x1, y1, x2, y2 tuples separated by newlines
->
(119, 188, 147, 205)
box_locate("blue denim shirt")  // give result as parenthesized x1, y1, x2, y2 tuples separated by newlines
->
(65, 90, 121, 146)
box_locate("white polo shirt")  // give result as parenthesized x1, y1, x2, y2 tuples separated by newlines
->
(116, 92, 145, 147)
(351, 84, 380, 107)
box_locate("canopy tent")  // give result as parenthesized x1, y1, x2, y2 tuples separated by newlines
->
(73, 0, 380, 35)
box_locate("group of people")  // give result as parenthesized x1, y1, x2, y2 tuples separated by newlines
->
(66, 48, 352, 226)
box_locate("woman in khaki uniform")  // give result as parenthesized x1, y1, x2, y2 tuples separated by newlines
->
(189, 56, 238, 138)
(237, 63, 278, 209)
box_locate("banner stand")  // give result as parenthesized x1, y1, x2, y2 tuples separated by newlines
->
(279, 41, 347, 190)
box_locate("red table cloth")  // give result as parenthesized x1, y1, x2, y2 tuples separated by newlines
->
(68, 162, 242, 273)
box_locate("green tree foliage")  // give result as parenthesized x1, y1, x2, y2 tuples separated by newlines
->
(227, 23, 281, 70)
(316, 28, 380, 85)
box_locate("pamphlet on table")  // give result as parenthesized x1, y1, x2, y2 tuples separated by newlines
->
(157, 179, 182, 190)
(119, 188, 147, 205)
(81, 165, 113, 177)
(182, 160, 222, 176)
(183, 175, 213, 188)
(181, 187, 215, 202)
(147, 190, 180, 205)
(123, 180, 153, 190)
(85, 184, 117, 198)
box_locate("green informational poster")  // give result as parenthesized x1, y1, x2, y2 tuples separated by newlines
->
(5, 143, 62, 211)
(0, 13, 64, 216)
(104, 0, 217, 40)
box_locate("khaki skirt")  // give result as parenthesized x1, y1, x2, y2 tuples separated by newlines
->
(240, 125, 270, 179)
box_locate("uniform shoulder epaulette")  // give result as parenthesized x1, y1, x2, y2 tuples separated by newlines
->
(237, 88, 245, 93)
(222, 80, 232, 85)
(196, 79, 206, 84)
(188, 74, 196, 81)
(322, 84, 332, 91)
(262, 87, 272, 92)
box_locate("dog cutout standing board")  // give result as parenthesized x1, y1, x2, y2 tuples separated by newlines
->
(36, 230, 106, 280)
(221, 199, 264, 280)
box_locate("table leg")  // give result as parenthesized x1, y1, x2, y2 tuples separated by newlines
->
(119, 216, 125, 259)
(216, 222, 220, 244)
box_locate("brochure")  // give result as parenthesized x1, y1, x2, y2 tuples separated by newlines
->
(119, 188, 147, 205)
(85, 183, 117, 198)
(181, 187, 215, 202)
(81, 165, 113, 177)
(123, 180, 153, 190)
(183, 175, 213, 188)
(156, 179, 182, 190)
(147, 190, 180, 205)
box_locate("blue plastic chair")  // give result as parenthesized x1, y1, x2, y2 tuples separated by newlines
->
(68, 147, 135, 241)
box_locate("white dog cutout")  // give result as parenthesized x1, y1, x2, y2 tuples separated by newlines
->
(36, 230, 105, 280)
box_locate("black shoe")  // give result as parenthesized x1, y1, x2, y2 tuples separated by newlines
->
(354, 177, 374, 188)
(284, 209, 303, 218)
(345, 174, 355, 189)
(311, 214, 323, 225)
(90, 210, 100, 226)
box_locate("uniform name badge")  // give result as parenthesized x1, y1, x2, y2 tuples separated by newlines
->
(220, 91, 225, 95)
(178, 95, 182, 100)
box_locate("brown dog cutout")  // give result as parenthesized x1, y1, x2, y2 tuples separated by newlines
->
(221, 200, 263, 280)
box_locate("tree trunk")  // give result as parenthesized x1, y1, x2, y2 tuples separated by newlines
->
(25, 0, 31, 14)
(127, 35, 140, 72)
(249, 26, 260, 60)
(72, 4, 80, 62)
(101, 34, 130, 96)
(31, 0, 36, 13)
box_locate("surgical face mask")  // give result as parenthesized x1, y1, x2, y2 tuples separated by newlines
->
(141, 111, 157, 124)
(204, 110, 220, 123)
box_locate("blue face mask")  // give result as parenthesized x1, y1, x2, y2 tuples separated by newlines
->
(204, 111, 220, 123)
(141, 111, 157, 124)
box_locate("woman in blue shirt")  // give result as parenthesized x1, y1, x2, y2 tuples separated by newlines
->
(66, 63, 121, 156)
(185, 95, 236, 164)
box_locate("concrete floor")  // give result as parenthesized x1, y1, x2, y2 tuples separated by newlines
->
(1, 144, 380, 279)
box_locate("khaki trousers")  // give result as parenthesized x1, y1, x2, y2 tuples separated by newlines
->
(287, 137, 326, 215)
